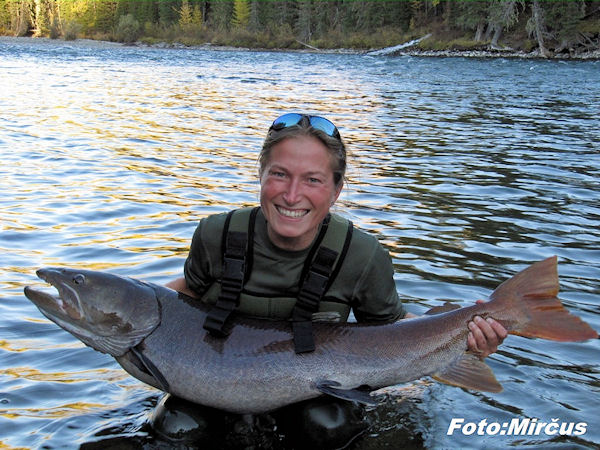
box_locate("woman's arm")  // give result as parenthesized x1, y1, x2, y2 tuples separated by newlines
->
(165, 277, 199, 299)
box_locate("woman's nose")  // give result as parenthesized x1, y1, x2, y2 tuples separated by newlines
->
(282, 178, 301, 204)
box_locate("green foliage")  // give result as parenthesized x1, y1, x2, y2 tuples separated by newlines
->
(49, 14, 60, 38)
(210, 0, 233, 31)
(232, 0, 249, 28)
(63, 20, 82, 40)
(0, 0, 597, 54)
(179, 0, 193, 27)
(114, 13, 140, 43)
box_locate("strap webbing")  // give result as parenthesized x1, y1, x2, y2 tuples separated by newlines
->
(203, 228, 247, 337)
(203, 207, 259, 336)
(292, 245, 339, 353)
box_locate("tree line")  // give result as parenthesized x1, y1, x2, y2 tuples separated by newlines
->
(1, 1, 598, 56)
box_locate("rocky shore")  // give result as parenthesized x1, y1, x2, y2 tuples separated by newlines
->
(384, 47, 600, 60)
(2, 35, 599, 60)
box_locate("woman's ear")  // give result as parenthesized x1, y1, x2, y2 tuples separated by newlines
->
(331, 182, 343, 205)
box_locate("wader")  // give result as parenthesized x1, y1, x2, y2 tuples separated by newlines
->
(202, 206, 353, 353)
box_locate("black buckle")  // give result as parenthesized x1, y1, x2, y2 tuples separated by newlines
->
(293, 320, 315, 353)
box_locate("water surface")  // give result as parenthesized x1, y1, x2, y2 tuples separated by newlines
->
(1, 37, 599, 449)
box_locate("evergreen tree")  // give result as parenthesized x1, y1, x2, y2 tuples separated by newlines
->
(95, 0, 117, 33)
(296, 0, 312, 41)
(209, 0, 233, 31)
(486, 0, 522, 47)
(454, 0, 488, 41)
(158, 0, 179, 25)
(544, 0, 585, 51)
(527, 0, 550, 57)
(231, 0, 249, 28)
(179, 0, 193, 27)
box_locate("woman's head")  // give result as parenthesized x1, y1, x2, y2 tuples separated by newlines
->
(258, 114, 346, 188)
(258, 114, 347, 250)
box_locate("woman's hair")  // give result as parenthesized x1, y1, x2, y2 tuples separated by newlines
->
(258, 116, 346, 187)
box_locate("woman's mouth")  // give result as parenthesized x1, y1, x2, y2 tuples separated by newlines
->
(276, 205, 309, 218)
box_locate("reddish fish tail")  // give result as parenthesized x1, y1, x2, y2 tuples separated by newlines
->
(489, 256, 597, 342)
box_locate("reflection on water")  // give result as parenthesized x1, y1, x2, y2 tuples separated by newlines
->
(0, 37, 599, 449)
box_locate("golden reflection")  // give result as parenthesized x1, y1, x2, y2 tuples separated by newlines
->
(0, 338, 84, 353)
(0, 367, 128, 384)
(0, 402, 109, 420)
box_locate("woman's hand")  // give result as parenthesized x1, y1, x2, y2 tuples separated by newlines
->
(403, 303, 508, 359)
(467, 301, 508, 358)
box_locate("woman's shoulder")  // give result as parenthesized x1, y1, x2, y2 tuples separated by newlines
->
(329, 213, 389, 263)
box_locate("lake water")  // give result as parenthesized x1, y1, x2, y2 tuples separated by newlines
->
(0, 37, 598, 449)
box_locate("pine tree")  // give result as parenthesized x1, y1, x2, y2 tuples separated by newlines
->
(544, 0, 585, 52)
(454, 0, 488, 41)
(179, 0, 193, 27)
(296, 0, 312, 41)
(210, 0, 233, 31)
(527, 0, 550, 57)
(486, 0, 521, 48)
(158, 0, 179, 25)
(232, 0, 249, 28)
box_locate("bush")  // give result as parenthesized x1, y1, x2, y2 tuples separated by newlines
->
(49, 16, 61, 39)
(63, 21, 81, 41)
(114, 14, 140, 43)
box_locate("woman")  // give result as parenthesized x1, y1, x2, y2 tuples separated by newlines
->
(167, 112, 506, 354)
(164, 113, 506, 447)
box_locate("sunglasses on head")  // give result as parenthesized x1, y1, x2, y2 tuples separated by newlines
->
(269, 113, 341, 140)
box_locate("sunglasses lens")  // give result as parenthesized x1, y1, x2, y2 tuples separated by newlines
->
(270, 113, 340, 139)
(271, 113, 303, 131)
(308, 116, 338, 138)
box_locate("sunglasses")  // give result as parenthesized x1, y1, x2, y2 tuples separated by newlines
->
(269, 113, 341, 140)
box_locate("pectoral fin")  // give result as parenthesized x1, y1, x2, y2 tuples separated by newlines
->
(130, 346, 170, 393)
(315, 380, 379, 406)
(432, 352, 502, 393)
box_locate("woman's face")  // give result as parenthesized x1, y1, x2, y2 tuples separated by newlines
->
(260, 135, 342, 251)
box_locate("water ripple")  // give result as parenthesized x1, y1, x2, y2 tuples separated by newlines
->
(1, 38, 599, 448)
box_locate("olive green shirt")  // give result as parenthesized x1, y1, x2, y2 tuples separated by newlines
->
(184, 208, 405, 323)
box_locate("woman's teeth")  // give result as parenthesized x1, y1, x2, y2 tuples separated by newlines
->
(276, 206, 308, 218)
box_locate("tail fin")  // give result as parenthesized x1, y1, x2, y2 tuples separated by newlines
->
(490, 256, 597, 342)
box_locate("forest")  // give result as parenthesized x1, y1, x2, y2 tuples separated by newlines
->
(1, 1, 599, 57)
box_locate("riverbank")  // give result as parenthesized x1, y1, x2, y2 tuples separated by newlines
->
(2, 35, 599, 60)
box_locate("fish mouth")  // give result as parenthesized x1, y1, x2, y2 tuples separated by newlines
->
(24, 268, 83, 321)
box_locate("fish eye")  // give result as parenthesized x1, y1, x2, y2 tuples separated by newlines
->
(73, 274, 85, 285)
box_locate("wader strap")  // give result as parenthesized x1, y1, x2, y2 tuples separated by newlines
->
(292, 215, 353, 354)
(292, 245, 339, 353)
(203, 207, 258, 337)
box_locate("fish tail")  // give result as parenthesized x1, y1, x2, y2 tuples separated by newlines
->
(489, 256, 597, 341)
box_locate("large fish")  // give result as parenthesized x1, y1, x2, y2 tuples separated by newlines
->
(23, 256, 597, 414)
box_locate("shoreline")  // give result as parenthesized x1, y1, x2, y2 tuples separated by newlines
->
(2, 35, 599, 60)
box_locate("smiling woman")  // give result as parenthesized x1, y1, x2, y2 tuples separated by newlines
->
(163, 112, 507, 446)
(171, 113, 405, 326)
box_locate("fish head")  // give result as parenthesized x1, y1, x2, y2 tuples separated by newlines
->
(24, 267, 160, 357)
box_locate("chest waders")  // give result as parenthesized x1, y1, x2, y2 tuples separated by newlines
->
(202, 207, 353, 353)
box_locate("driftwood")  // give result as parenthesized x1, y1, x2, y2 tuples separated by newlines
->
(366, 34, 432, 56)
(295, 39, 320, 51)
